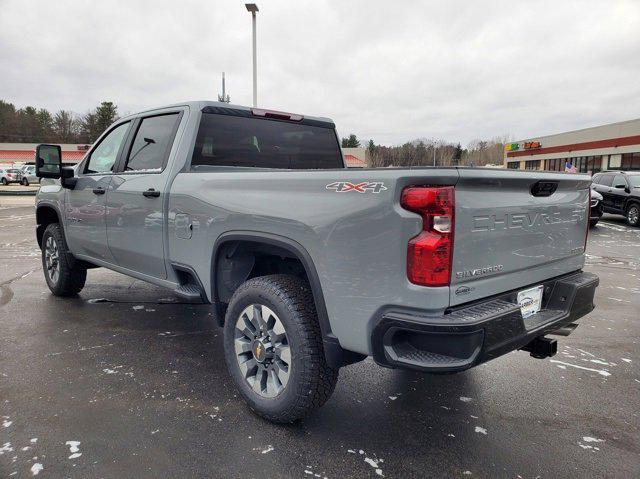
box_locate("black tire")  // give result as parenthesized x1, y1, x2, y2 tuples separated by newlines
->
(626, 203, 640, 227)
(589, 219, 599, 228)
(1, 178, 7, 186)
(21, 178, 29, 186)
(41, 223, 87, 296)
(223, 274, 338, 423)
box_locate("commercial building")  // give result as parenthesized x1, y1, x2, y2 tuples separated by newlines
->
(0, 143, 369, 168)
(0, 143, 88, 167)
(504, 118, 640, 174)
(341, 147, 367, 167)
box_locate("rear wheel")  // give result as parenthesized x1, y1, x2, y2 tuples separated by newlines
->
(223, 274, 338, 423)
(21, 178, 29, 186)
(1, 178, 7, 186)
(626, 203, 640, 227)
(589, 219, 599, 228)
(41, 223, 87, 296)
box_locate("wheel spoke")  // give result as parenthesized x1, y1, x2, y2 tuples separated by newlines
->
(255, 305, 268, 332)
(238, 323, 255, 340)
(266, 368, 283, 397)
(272, 361, 290, 388)
(275, 344, 291, 365)
(251, 369, 266, 394)
(238, 357, 258, 378)
(240, 310, 257, 337)
(234, 337, 252, 355)
(269, 314, 286, 337)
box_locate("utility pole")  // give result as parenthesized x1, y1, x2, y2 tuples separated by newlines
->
(245, 4, 259, 107)
(433, 142, 436, 167)
(217, 72, 230, 103)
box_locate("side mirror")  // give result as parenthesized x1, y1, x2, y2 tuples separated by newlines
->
(614, 184, 626, 189)
(35, 144, 62, 178)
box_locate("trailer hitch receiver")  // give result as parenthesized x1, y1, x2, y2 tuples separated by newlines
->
(520, 336, 558, 359)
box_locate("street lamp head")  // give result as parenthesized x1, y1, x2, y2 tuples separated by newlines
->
(245, 3, 258, 13)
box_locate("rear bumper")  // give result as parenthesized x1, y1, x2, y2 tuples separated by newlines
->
(371, 271, 599, 373)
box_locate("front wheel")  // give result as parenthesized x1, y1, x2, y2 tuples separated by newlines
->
(626, 203, 640, 227)
(589, 219, 599, 228)
(41, 223, 87, 296)
(1, 178, 7, 186)
(21, 178, 29, 186)
(223, 274, 338, 423)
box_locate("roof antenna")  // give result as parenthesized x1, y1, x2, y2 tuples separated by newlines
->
(218, 72, 230, 103)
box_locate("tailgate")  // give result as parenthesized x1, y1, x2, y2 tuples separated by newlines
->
(450, 169, 591, 306)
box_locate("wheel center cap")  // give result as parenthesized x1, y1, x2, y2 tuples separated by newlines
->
(252, 339, 268, 363)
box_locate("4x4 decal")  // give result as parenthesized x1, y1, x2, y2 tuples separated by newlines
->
(326, 181, 387, 193)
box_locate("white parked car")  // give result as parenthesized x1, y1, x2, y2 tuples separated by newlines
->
(20, 165, 40, 186)
(1, 167, 23, 185)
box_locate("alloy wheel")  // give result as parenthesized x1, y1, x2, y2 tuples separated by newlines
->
(628, 205, 639, 225)
(45, 236, 60, 284)
(234, 304, 291, 398)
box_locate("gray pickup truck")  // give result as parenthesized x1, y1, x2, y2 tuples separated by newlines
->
(34, 101, 599, 422)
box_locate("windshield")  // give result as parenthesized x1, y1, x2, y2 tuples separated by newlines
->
(191, 113, 343, 170)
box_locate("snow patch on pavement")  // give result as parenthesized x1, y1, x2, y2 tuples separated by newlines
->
(583, 436, 604, 443)
(549, 360, 611, 377)
(1, 442, 14, 454)
(66, 441, 82, 459)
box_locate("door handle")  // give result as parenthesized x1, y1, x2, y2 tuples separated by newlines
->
(143, 188, 161, 198)
(92, 187, 106, 195)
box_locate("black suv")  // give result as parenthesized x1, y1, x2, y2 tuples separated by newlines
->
(592, 171, 640, 227)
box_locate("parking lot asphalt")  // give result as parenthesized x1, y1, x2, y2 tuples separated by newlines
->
(1, 206, 639, 478)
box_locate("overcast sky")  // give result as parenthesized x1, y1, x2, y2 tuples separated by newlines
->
(1, 0, 639, 145)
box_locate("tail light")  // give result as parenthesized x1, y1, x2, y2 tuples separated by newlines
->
(401, 186, 455, 286)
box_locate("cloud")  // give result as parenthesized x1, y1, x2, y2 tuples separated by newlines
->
(1, 0, 639, 145)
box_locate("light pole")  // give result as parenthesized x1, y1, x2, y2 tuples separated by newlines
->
(245, 3, 259, 107)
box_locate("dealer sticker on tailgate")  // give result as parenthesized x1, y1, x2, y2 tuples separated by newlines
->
(517, 285, 544, 319)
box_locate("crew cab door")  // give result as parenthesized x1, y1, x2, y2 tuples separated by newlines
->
(65, 121, 131, 261)
(609, 174, 629, 212)
(105, 111, 183, 279)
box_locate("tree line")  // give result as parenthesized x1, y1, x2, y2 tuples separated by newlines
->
(342, 134, 508, 167)
(1, 98, 506, 166)
(0, 100, 119, 144)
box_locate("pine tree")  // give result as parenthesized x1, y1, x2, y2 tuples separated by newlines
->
(341, 134, 360, 148)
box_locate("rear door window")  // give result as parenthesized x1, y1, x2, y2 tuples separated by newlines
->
(124, 113, 181, 172)
(191, 113, 343, 170)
